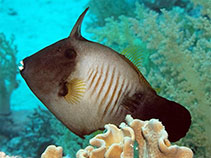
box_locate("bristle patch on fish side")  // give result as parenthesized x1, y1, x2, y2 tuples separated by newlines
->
(64, 78, 86, 104)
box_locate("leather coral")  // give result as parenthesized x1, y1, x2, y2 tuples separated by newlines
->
(41, 115, 193, 158)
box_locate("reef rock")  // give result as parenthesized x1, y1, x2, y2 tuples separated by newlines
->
(41, 115, 193, 158)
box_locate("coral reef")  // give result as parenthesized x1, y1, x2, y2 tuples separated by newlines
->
(86, 0, 136, 26)
(86, 0, 191, 28)
(0, 106, 93, 158)
(191, 0, 211, 17)
(0, 33, 18, 115)
(139, 0, 192, 11)
(42, 115, 193, 158)
(0, 110, 33, 143)
(141, 0, 177, 10)
(87, 1, 210, 157)
(1, 106, 57, 158)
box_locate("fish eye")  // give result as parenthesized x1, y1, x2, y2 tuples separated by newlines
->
(58, 82, 68, 96)
(64, 48, 77, 59)
(57, 46, 62, 52)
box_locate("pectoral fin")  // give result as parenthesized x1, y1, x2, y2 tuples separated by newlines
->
(64, 79, 86, 104)
(121, 92, 191, 142)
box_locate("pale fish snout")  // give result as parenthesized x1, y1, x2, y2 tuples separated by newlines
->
(19, 60, 24, 71)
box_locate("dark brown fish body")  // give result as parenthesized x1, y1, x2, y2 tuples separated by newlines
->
(20, 8, 191, 142)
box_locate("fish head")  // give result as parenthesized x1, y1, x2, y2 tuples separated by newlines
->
(20, 39, 78, 102)
(20, 8, 89, 106)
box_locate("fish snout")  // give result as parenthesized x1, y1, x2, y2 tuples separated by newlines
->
(19, 60, 24, 71)
(19, 57, 30, 76)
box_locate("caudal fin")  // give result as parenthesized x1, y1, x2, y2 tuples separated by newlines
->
(123, 92, 191, 142)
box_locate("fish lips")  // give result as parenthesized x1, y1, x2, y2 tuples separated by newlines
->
(19, 56, 37, 83)
(19, 57, 30, 78)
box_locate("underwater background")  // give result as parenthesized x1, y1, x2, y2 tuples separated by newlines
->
(0, 0, 210, 157)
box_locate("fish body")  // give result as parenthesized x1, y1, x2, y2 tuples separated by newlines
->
(59, 42, 141, 133)
(20, 8, 191, 142)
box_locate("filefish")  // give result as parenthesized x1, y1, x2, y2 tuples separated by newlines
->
(20, 8, 191, 142)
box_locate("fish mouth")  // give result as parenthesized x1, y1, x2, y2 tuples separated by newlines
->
(19, 60, 24, 71)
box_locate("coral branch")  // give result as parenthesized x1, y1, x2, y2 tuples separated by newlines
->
(0, 33, 18, 115)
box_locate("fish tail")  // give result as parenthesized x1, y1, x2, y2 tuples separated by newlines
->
(128, 93, 191, 142)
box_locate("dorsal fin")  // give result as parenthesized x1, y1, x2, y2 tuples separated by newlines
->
(118, 47, 153, 90)
(120, 46, 143, 71)
(69, 7, 89, 39)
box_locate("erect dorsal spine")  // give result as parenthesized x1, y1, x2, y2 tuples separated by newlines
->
(69, 7, 89, 39)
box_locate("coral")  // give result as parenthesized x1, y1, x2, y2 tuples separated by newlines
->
(42, 115, 193, 158)
(86, 0, 191, 28)
(0, 110, 33, 144)
(41, 145, 63, 158)
(138, 0, 192, 11)
(77, 115, 193, 158)
(0, 151, 21, 158)
(2, 106, 58, 158)
(76, 122, 135, 158)
(87, 1, 210, 157)
(191, 0, 211, 18)
(86, 0, 136, 26)
(141, 0, 177, 10)
(0, 33, 18, 115)
(132, 4, 211, 157)
(127, 116, 193, 158)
